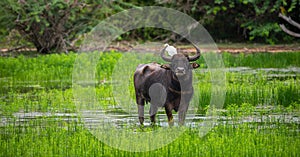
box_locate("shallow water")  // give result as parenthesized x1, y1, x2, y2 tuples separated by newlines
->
(1, 109, 299, 131)
(198, 67, 300, 76)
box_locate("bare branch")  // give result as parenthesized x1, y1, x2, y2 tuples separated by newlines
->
(278, 13, 300, 38)
(279, 13, 300, 29)
(279, 24, 300, 38)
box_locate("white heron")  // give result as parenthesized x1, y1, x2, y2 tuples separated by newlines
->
(164, 44, 177, 56)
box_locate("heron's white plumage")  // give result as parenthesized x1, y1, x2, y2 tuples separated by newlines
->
(164, 44, 177, 56)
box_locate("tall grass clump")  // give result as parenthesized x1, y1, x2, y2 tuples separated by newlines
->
(196, 72, 300, 112)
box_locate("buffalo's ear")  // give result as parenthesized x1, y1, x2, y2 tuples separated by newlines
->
(161, 64, 171, 69)
(190, 63, 200, 69)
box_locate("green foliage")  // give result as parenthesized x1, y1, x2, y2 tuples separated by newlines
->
(0, 0, 134, 53)
(115, 0, 300, 44)
(1, 0, 299, 49)
(200, 0, 299, 44)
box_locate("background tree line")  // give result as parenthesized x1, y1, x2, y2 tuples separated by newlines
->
(0, 0, 299, 54)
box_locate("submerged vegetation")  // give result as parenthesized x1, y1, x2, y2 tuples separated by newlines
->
(0, 51, 300, 156)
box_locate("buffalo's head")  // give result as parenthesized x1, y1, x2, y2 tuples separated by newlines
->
(160, 43, 201, 77)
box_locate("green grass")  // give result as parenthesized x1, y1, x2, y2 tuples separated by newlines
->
(1, 51, 299, 90)
(0, 51, 122, 91)
(0, 115, 299, 156)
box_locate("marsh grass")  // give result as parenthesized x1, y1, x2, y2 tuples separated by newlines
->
(0, 51, 299, 114)
(0, 51, 300, 156)
(222, 52, 300, 68)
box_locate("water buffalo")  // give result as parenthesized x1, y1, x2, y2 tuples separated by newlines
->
(133, 43, 200, 126)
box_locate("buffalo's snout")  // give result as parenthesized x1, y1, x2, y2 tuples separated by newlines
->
(175, 67, 186, 75)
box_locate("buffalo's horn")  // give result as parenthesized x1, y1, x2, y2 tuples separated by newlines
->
(160, 45, 172, 62)
(188, 42, 201, 61)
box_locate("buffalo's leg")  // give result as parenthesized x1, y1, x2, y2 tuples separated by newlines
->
(137, 97, 145, 125)
(165, 105, 174, 126)
(138, 105, 144, 125)
(149, 104, 158, 125)
(178, 111, 186, 126)
(178, 103, 189, 126)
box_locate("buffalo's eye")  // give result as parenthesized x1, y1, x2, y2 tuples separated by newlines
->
(170, 63, 176, 70)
